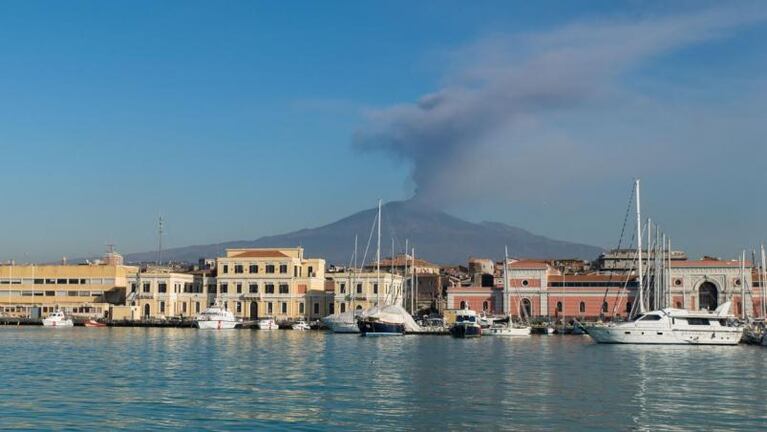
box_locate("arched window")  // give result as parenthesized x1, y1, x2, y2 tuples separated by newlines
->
(460, 301, 467, 309)
(482, 301, 489, 311)
(143, 303, 150, 318)
(602, 302, 608, 313)
(356, 305, 363, 310)
(579, 302, 585, 313)
(626, 301, 632, 313)
(556, 301, 562, 312)
(340, 303, 346, 313)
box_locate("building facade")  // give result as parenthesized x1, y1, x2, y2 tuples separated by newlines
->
(0, 262, 136, 319)
(325, 271, 404, 315)
(215, 248, 326, 320)
(128, 268, 210, 319)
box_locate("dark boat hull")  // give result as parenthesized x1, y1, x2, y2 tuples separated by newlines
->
(358, 320, 405, 336)
(450, 323, 482, 338)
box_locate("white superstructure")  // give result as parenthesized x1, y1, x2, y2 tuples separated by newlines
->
(196, 304, 240, 330)
(42, 310, 74, 327)
(586, 302, 742, 345)
(257, 318, 279, 330)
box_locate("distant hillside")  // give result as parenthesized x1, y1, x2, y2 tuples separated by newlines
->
(123, 200, 603, 265)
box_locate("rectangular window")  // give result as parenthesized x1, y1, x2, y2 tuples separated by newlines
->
(281, 302, 287, 314)
(80, 279, 87, 285)
(68, 279, 79, 284)
(158, 283, 167, 293)
(143, 282, 151, 293)
(57, 279, 67, 285)
(279, 284, 289, 294)
(299, 303, 304, 314)
(314, 303, 320, 314)
(265, 284, 275, 294)
(373, 284, 378, 294)
(67, 291, 77, 296)
(34, 278, 44, 284)
(236, 283, 242, 294)
(294, 266, 298, 277)
(267, 302, 273, 314)
(249, 283, 258, 293)
(340, 283, 346, 294)
(236, 302, 242, 313)
(131, 283, 137, 293)
(279, 264, 288, 274)
(195, 302, 200, 313)
(356, 283, 363, 294)
(328, 303, 334, 314)
(223, 265, 229, 274)
(249, 264, 258, 273)
(308, 266, 314, 276)
(234, 264, 243, 274)
(160, 301, 165, 313)
(220, 283, 228, 293)
(182, 303, 187, 313)
(45, 291, 55, 296)
(266, 265, 275, 274)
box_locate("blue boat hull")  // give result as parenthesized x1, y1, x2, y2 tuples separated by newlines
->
(450, 323, 482, 338)
(358, 320, 405, 336)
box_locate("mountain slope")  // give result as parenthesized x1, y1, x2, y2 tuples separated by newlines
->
(123, 201, 604, 265)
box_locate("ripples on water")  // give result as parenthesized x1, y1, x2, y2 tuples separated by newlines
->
(0, 328, 764, 431)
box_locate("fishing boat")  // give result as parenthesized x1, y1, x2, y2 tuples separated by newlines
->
(42, 310, 74, 327)
(291, 320, 311, 330)
(84, 319, 107, 328)
(196, 303, 240, 330)
(450, 308, 482, 338)
(257, 317, 279, 330)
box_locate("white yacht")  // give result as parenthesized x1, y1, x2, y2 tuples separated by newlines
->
(322, 310, 362, 333)
(585, 302, 743, 345)
(196, 304, 240, 330)
(42, 310, 74, 327)
(257, 318, 279, 330)
(482, 324, 532, 336)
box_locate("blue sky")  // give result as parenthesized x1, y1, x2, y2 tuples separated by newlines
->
(0, 1, 766, 262)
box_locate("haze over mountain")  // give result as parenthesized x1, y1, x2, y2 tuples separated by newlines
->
(123, 201, 603, 265)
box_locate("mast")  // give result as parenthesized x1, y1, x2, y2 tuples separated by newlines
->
(410, 248, 415, 314)
(413, 248, 418, 315)
(740, 250, 747, 320)
(761, 244, 767, 319)
(503, 246, 510, 317)
(636, 179, 645, 314)
(376, 199, 381, 306)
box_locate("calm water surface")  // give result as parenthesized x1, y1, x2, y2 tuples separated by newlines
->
(0, 328, 765, 431)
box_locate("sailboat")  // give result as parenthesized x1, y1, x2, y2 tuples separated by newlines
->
(483, 247, 531, 336)
(584, 179, 743, 345)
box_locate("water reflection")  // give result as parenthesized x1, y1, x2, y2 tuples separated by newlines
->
(0, 328, 765, 430)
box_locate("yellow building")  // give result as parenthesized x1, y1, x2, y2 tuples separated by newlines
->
(127, 267, 213, 319)
(325, 270, 404, 315)
(216, 247, 326, 321)
(0, 262, 136, 319)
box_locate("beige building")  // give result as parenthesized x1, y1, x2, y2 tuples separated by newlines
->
(325, 271, 404, 314)
(0, 262, 136, 319)
(216, 248, 326, 321)
(127, 267, 212, 319)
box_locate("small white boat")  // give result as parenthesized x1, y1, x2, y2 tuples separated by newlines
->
(322, 311, 362, 333)
(482, 324, 531, 336)
(42, 310, 74, 327)
(196, 304, 240, 330)
(257, 318, 279, 330)
(292, 320, 310, 331)
(544, 326, 556, 335)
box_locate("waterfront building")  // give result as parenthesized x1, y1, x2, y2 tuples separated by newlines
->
(0, 258, 136, 319)
(215, 248, 326, 321)
(447, 257, 763, 320)
(324, 270, 404, 315)
(127, 267, 210, 319)
(597, 248, 688, 273)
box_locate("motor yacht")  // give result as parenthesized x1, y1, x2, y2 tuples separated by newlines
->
(450, 308, 482, 338)
(585, 302, 742, 345)
(257, 318, 279, 330)
(195, 304, 240, 330)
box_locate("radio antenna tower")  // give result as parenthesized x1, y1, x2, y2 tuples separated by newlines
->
(157, 214, 164, 265)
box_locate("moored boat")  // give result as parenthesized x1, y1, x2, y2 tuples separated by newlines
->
(42, 310, 74, 327)
(84, 319, 107, 328)
(358, 317, 405, 336)
(257, 318, 279, 330)
(292, 320, 311, 330)
(196, 304, 240, 330)
(450, 308, 481, 338)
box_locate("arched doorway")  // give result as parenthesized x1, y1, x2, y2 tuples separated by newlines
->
(460, 300, 467, 309)
(143, 304, 150, 319)
(250, 302, 258, 319)
(698, 282, 718, 311)
(520, 298, 532, 318)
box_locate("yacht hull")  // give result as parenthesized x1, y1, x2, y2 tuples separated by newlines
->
(42, 319, 74, 327)
(450, 323, 482, 338)
(586, 326, 742, 345)
(482, 326, 531, 336)
(358, 320, 405, 336)
(197, 320, 238, 330)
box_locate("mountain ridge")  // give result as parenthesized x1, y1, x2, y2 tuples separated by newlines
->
(121, 200, 604, 265)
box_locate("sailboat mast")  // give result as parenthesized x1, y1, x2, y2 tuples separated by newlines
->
(503, 246, 510, 317)
(761, 244, 767, 319)
(740, 250, 746, 320)
(636, 179, 645, 314)
(376, 199, 381, 306)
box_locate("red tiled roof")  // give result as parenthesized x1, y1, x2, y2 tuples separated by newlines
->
(232, 250, 289, 258)
(508, 260, 549, 270)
